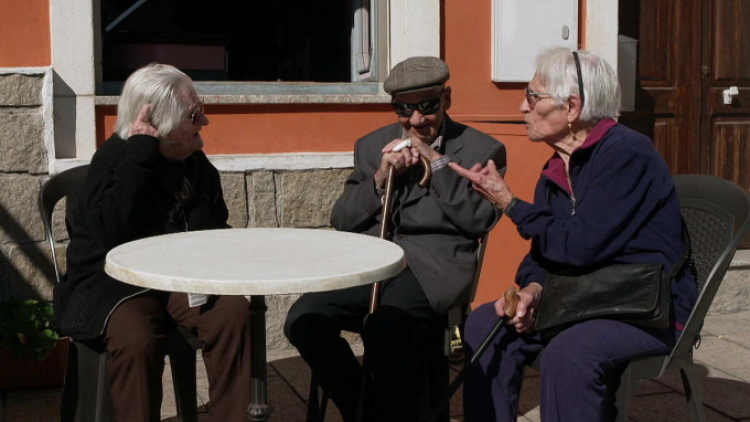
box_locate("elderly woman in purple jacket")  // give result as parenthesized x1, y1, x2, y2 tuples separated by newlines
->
(451, 47, 697, 421)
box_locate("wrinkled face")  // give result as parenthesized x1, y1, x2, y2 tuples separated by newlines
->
(165, 87, 209, 160)
(392, 85, 451, 144)
(520, 75, 569, 144)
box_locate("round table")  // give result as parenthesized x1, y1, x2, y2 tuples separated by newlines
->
(105, 227, 406, 421)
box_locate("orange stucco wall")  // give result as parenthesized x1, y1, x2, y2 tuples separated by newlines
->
(0, 0, 50, 67)
(443, 0, 555, 308)
(98, 104, 396, 153)
(449, 0, 587, 307)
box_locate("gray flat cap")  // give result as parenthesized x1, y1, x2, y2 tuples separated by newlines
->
(383, 56, 450, 94)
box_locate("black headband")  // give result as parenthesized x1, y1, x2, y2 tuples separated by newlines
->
(572, 51, 585, 108)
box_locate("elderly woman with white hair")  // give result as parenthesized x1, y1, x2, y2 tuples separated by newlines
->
(54, 63, 252, 422)
(450, 47, 697, 421)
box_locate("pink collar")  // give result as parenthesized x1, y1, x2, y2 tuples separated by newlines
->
(542, 119, 618, 195)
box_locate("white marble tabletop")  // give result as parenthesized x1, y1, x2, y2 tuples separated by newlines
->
(104, 228, 406, 296)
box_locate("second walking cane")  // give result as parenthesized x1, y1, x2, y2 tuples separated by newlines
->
(419, 287, 520, 422)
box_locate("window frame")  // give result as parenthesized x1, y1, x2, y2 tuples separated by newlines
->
(49, 0, 443, 168)
(96, 0, 388, 95)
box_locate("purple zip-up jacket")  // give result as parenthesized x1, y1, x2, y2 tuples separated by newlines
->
(506, 119, 697, 328)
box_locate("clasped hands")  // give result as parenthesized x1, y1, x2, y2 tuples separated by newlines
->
(374, 137, 441, 188)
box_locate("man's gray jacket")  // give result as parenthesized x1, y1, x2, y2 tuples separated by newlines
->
(331, 116, 506, 314)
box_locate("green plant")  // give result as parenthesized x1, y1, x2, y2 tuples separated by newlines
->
(0, 299, 60, 361)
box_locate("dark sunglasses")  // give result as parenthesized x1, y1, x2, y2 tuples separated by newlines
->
(391, 90, 445, 117)
(189, 103, 205, 125)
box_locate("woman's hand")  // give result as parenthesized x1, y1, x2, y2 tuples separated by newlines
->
(495, 282, 542, 333)
(128, 104, 160, 139)
(449, 159, 514, 210)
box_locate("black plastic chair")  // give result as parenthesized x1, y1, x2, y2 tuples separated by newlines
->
(39, 165, 203, 422)
(305, 234, 490, 422)
(523, 174, 750, 421)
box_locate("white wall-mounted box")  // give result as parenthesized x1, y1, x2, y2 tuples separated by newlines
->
(492, 0, 579, 82)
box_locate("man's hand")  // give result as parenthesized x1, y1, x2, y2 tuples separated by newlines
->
(385, 137, 442, 162)
(374, 137, 440, 188)
(128, 104, 160, 139)
(449, 159, 514, 210)
(494, 282, 542, 333)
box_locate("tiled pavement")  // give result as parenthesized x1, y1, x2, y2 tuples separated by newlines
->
(3, 311, 750, 422)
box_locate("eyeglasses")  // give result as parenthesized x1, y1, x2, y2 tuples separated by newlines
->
(391, 90, 445, 117)
(572, 51, 585, 108)
(524, 86, 553, 109)
(524, 52, 586, 110)
(189, 103, 205, 125)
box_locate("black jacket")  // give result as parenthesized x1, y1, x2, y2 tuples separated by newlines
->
(54, 134, 229, 340)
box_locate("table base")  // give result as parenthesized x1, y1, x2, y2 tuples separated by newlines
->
(247, 295, 272, 421)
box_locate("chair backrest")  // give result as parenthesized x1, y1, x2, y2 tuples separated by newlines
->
(667, 174, 750, 367)
(38, 165, 90, 284)
(467, 232, 490, 315)
(447, 232, 490, 329)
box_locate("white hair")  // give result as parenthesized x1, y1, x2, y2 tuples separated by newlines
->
(534, 47, 621, 124)
(115, 63, 193, 142)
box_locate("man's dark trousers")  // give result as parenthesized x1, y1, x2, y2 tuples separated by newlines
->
(285, 268, 448, 422)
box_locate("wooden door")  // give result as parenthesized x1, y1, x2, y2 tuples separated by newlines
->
(618, 0, 703, 175)
(701, 0, 750, 187)
(618, 0, 750, 184)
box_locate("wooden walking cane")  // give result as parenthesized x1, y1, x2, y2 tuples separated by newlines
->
(356, 140, 432, 421)
(419, 287, 520, 422)
(367, 139, 432, 313)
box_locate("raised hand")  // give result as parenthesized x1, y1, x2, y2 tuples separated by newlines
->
(128, 104, 160, 139)
(449, 159, 514, 209)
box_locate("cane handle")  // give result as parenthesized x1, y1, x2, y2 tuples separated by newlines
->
(418, 155, 432, 187)
(504, 287, 519, 319)
(391, 138, 431, 187)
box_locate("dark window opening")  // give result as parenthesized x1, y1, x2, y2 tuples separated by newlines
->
(101, 0, 353, 83)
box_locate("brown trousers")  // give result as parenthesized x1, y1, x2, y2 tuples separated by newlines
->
(104, 292, 252, 422)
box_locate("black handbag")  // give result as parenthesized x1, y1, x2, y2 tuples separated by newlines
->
(534, 234, 688, 336)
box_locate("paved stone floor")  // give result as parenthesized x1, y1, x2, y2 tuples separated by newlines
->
(2, 311, 750, 422)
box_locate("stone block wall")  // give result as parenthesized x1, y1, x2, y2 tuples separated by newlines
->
(221, 168, 353, 354)
(0, 73, 52, 302)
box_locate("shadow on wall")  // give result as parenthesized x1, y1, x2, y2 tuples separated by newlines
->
(52, 70, 77, 159)
(0, 200, 57, 302)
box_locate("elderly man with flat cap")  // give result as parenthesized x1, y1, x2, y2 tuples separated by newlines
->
(285, 56, 506, 422)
